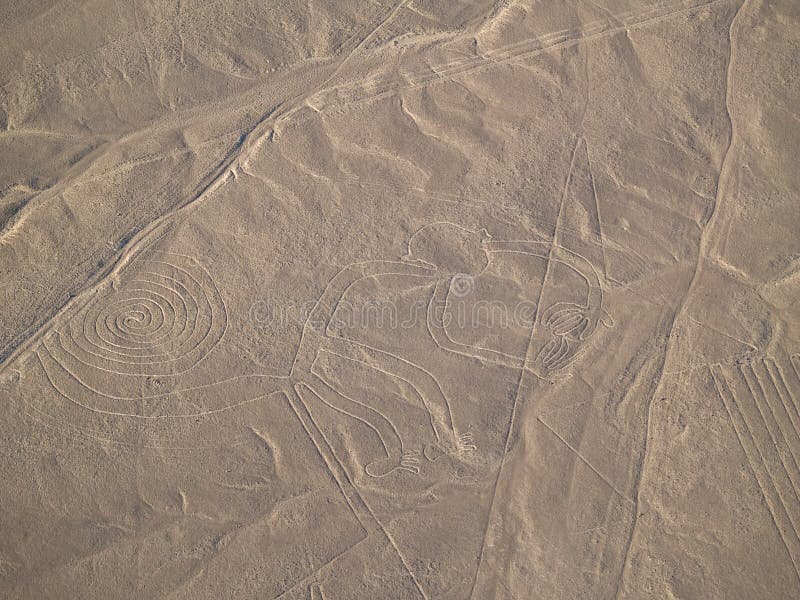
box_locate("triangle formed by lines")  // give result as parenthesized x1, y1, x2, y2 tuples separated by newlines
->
(555, 137, 607, 280)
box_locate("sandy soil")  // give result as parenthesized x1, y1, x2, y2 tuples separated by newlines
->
(1, 1, 799, 598)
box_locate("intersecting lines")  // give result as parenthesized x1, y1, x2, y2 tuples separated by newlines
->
(711, 355, 800, 578)
(306, 0, 731, 115)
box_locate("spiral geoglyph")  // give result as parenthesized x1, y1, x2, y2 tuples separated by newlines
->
(38, 251, 227, 395)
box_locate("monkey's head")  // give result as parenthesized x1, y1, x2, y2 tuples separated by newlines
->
(403, 222, 491, 276)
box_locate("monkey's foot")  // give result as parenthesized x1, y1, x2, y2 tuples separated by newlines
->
(365, 451, 421, 477)
(400, 450, 422, 473)
(457, 432, 477, 452)
(424, 433, 476, 461)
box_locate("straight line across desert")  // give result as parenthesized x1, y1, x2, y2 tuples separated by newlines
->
(1, 1, 798, 598)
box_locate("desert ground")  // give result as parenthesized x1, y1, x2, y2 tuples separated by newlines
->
(1, 0, 799, 598)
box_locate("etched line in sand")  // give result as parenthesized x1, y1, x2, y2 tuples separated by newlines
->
(711, 358, 800, 579)
(537, 417, 635, 504)
(337, 175, 663, 302)
(289, 385, 429, 599)
(35, 251, 229, 418)
(290, 216, 609, 479)
(426, 236, 609, 377)
(0, 0, 710, 372)
(468, 135, 582, 598)
(742, 363, 800, 491)
(308, 582, 324, 600)
(306, 0, 732, 115)
(26, 216, 609, 594)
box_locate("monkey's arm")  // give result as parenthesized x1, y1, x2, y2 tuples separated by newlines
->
(291, 260, 437, 377)
(426, 279, 529, 370)
(305, 260, 436, 334)
(485, 240, 604, 338)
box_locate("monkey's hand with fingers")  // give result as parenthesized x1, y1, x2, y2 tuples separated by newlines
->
(541, 302, 605, 341)
(530, 302, 608, 380)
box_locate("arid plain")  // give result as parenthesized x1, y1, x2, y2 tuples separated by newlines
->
(1, 1, 799, 598)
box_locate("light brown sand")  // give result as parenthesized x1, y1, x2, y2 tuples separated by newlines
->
(1, 0, 799, 598)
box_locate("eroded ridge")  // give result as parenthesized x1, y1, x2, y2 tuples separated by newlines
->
(711, 355, 800, 577)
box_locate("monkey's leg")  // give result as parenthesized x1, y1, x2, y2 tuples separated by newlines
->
(297, 373, 420, 477)
(322, 337, 462, 455)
